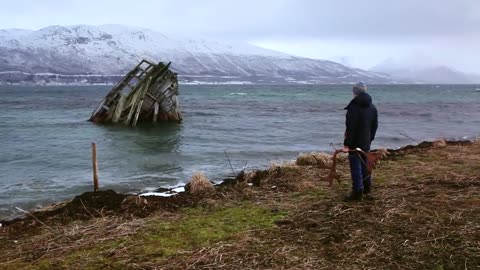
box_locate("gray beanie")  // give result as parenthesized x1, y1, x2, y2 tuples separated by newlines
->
(353, 82, 367, 95)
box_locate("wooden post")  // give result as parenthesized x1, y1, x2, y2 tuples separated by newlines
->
(92, 143, 99, 192)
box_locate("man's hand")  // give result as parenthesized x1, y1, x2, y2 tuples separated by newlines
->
(342, 146, 349, 153)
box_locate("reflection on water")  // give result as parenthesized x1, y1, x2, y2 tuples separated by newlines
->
(100, 121, 183, 152)
(91, 122, 185, 191)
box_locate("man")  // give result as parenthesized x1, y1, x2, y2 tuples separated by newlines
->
(343, 82, 378, 201)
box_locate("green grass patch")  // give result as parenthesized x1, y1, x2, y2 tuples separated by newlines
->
(23, 203, 286, 270)
(137, 204, 286, 256)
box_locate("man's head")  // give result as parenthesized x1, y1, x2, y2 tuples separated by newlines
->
(353, 82, 367, 96)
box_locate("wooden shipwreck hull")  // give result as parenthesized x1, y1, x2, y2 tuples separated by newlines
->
(89, 59, 182, 126)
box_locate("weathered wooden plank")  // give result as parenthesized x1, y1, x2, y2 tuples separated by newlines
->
(112, 95, 126, 123)
(132, 76, 151, 126)
(132, 99, 144, 127)
(124, 88, 142, 125)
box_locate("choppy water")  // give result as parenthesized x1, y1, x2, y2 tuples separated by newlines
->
(1, 84, 479, 219)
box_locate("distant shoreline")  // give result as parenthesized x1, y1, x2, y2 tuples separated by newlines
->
(2, 81, 480, 86)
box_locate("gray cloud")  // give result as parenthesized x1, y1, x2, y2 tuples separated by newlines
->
(3, 0, 479, 39)
(1, 0, 479, 72)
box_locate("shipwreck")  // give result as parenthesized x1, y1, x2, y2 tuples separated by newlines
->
(89, 59, 182, 126)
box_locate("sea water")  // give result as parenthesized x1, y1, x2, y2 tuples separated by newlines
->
(1, 84, 479, 219)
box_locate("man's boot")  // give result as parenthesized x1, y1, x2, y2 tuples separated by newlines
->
(363, 180, 374, 200)
(344, 190, 363, 201)
(363, 181, 371, 194)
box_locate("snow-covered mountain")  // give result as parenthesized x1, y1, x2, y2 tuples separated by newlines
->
(372, 58, 480, 84)
(0, 25, 394, 84)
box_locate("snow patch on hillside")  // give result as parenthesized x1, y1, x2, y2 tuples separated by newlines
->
(0, 24, 395, 84)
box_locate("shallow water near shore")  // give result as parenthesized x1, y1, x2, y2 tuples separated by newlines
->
(1, 84, 479, 219)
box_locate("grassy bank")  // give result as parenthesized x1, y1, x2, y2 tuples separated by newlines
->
(1, 141, 479, 269)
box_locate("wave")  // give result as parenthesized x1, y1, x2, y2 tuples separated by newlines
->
(190, 111, 220, 117)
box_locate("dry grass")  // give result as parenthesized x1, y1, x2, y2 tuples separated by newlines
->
(433, 138, 447, 148)
(1, 140, 479, 269)
(0, 214, 158, 268)
(165, 141, 480, 270)
(296, 152, 332, 168)
(185, 172, 215, 195)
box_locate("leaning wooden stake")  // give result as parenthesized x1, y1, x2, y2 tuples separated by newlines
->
(92, 143, 99, 192)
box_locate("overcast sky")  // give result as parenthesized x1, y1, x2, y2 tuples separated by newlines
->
(1, 0, 479, 72)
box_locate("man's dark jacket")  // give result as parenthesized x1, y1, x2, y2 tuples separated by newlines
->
(344, 92, 378, 152)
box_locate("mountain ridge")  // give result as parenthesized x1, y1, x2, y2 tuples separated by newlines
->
(0, 24, 394, 84)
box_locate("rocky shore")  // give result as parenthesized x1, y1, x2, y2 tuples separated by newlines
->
(1, 140, 479, 269)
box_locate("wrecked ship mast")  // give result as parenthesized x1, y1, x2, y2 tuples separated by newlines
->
(89, 59, 182, 126)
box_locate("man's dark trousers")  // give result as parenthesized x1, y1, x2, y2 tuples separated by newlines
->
(348, 152, 370, 192)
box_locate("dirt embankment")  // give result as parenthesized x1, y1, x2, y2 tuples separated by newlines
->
(1, 140, 479, 269)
